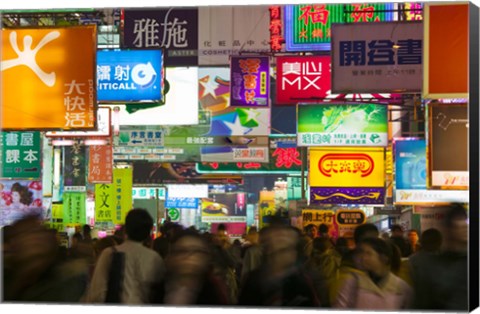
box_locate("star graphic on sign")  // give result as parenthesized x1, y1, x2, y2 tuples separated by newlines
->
(300, 29, 308, 39)
(237, 108, 260, 128)
(223, 115, 253, 135)
(199, 76, 219, 98)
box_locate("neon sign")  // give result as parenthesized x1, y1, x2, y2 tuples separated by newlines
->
(269, 6, 284, 52)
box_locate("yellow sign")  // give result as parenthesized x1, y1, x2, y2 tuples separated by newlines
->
(1, 26, 97, 130)
(309, 147, 385, 187)
(301, 209, 335, 226)
(50, 203, 64, 232)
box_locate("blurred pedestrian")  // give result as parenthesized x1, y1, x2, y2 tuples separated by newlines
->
(333, 237, 413, 310)
(86, 209, 165, 304)
(390, 224, 412, 257)
(238, 224, 320, 307)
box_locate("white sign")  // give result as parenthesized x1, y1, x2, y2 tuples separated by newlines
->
(331, 22, 423, 93)
(166, 184, 209, 198)
(431, 171, 469, 188)
(395, 189, 469, 204)
(46, 107, 111, 138)
(198, 6, 272, 65)
(201, 147, 269, 163)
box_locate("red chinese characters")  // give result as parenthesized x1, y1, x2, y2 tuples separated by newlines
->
(351, 4, 376, 22)
(298, 5, 329, 26)
(318, 153, 374, 177)
(272, 148, 302, 169)
(269, 6, 284, 52)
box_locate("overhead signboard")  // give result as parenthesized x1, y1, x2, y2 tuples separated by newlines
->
(331, 21, 423, 94)
(123, 8, 198, 66)
(63, 143, 86, 192)
(302, 209, 335, 226)
(428, 103, 468, 189)
(46, 107, 111, 138)
(297, 104, 388, 147)
(201, 192, 247, 223)
(309, 147, 385, 205)
(275, 55, 402, 105)
(230, 55, 270, 107)
(88, 145, 113, 184)
(284, 3, 394, 51)
(336, 209, 366, 225)
(1, 131, 42, 179)
(200, 146, 269, 163)
(1, 26, 97, 130)
(97, 50, 164, 103)
(423, 3, 468, 98)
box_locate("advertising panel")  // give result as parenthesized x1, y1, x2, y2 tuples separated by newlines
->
(423, 3, 468, 98)
(230, 55, 270, 107)
(428, 103, 468, 189)
(46, 107, 111, 138)
(276, 55, 402, 105)
(331, 21, 423, 94)
(96, 50, 164, 103)
(63, 192, 86, 225)
(199, 67, 270, 136)
(297, 104, 388, 147)
(63, 143, 86, 191)
(309, 147, 385, 205)
(1, 131, 41, 179)
(1, 26, 97, 130)
(198, 6, 271, 65)
(201, 192, 247, 223)
(284, 3, 394, 51)
(123, 8, 198, 66)
(88, 145, 113, 184)
(0, 180, 43, 226)
(107, 67, 198, 126)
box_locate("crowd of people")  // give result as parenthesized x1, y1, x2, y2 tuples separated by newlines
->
(0, 203, 469, 310)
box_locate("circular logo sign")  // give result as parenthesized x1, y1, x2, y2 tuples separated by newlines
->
(167, 208, 180, 221)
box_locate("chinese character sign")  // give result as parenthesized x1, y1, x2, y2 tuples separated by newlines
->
(97, 50, 164, 102)
(301, 209, 335, 226)
(94, 183, 115, 223)
(123, 8, 198, 66)
(230, 56, 270, 107)
(336, 210, 366, 225)
(88, 145, 113, 183)
(63, 192, 86, 224)
(269, 6, 284, 52)
(165, 196, 199, 209)
(113, 168, 133, 225)
(297, 104, 388, 147)
(331, 22, 423, 94)
(46, 107, 111, 138)
(284, 3, 394, 52)
(63, 143, 86, 191)
(309, 147, 385, 205)
(1, 131, 41, 178)
(0, 180, 43, 226)
(1, 26, 96, 130)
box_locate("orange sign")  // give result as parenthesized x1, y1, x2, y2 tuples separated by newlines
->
(1, 26, 97, 130)
(309, 147, 385, 187)
(88, 145, 113, 183)
(423, 3, 469, 98)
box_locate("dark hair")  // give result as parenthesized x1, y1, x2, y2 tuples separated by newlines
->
(312, 237, 332, 255)
(387, 240, 402, 273)
(82, 224, 91, 235)
(420, 228, 443, 252)
(444, 203, 468, 228)
(354, 223, 379, 244)
(125, 208, 153, 242)
(390, 224, 404, 233)
(360, 237, 393, 266)
(318, 223, 329, 234)
(11, 183, 33, 206)
(72, 232, 83, 241)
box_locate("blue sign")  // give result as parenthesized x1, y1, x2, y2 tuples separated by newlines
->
(165, 197, 199, 209)
(97, 50, 164, 102)
(394, 138, 426, 190)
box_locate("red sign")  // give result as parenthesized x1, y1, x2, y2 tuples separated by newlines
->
(269, 6, 284, 52)
(88, 145, 113, 183)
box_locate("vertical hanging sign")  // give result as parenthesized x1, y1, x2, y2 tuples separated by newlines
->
(63, 142, 86, 191)
(95, 183, 115, 223)
(63, 192, 86, 225)
(113, 168, 133, 225)
(230, 56, 270, 107)
(269, 6, 284, 52)
(88, 145, 113, 183)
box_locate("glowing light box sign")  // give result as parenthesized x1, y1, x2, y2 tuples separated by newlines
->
(284, 3, 394, 51)
(297, 104, 388, 147)
(309, 147, 385, 205)
(230, 56, 270, 107)
(97, 50, 164, 103)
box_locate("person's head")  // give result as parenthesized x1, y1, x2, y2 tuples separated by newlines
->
(71, 232, 83, 247)
(318, 224, 329, 237)
(407, 229, 419, 245)
(443, 203, 468, 249)
(304, 224, 318, 239)
(166, 230, 213, 277)
(419, 228, 443, 252)
(125, 208, 153, 242)
(353, 223, 379, 245)
(358, 237, 393, 276)
(11, 183, 33, 206)
(261, 224, 302, 271)
(82, 224, 92, 239)
(390, 224, 404, 238)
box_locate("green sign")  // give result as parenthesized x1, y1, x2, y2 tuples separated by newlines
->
(287, 176, 304, 200)
(297, 103, 388, 147)
(63, 192, 86, 224)
(1, 131, 41, 178)
(285, 3, 394, 51)
(167, 208, 180, 221)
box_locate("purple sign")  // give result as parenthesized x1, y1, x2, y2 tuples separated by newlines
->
(230, 56, 270, 107)
(310, 187, 385, 205)
(123, 8, 198, 66)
